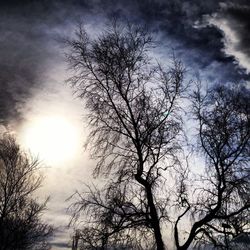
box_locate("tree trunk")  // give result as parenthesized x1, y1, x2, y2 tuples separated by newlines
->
(135, 169, 165, 250)
(146, 186, 165, 250)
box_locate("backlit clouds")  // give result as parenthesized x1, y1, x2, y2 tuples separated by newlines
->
(0, 0, 250, 126)
(0, 1, 250, 248)
(205, 2, 250, 74)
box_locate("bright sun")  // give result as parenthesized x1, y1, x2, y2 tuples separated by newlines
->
(21, 116, 81, 166)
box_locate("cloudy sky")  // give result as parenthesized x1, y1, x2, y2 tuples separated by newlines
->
(0, 0, 250, 249)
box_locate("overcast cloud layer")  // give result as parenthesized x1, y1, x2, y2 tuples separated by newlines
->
(0, 0, 250, 125)
(0, 0, 250, 248)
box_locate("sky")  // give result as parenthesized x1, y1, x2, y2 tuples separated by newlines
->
(0, 0, 250, 249)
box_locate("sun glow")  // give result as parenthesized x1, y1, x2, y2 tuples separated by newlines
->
(21, 116, 81, 166)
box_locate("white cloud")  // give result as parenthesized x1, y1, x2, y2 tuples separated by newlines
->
(207, 14, 250, 74)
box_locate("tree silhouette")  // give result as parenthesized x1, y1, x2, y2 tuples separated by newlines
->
(67, 20, 250, 250)
(67, 20, 185, 250)
(0, 135, 53, 250)
(174, 84, 250, 249)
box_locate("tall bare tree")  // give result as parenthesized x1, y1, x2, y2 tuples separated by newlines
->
(67, 21, 185, 250)
(0, 135, 53, 250)
(174, 84, 250, 249)
(67, 20, 249, 250)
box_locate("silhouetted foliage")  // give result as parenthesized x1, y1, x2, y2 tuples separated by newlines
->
(67, 20, 185, 250)
(0, 135, 53, 250)
(67, 20, 250, 250)
(174, 84, 250, 249)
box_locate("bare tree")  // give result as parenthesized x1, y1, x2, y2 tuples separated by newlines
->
(174, 84, 250, 249)
(67, 20, 250, 250)
(67, 20, 185, 250)
(69, 182, 157, 249)
(0, 135, 53, 250)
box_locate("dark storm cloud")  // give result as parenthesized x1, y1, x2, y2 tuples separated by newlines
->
(0, 2, 56, 124)
(0, 0, 119, 126)
(0, 0, 93, 125)
(203, 1, 250, 73)
(132, 0, 250, 82)
(0, 0, 249, 126)
(227, 4, 250, 52)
